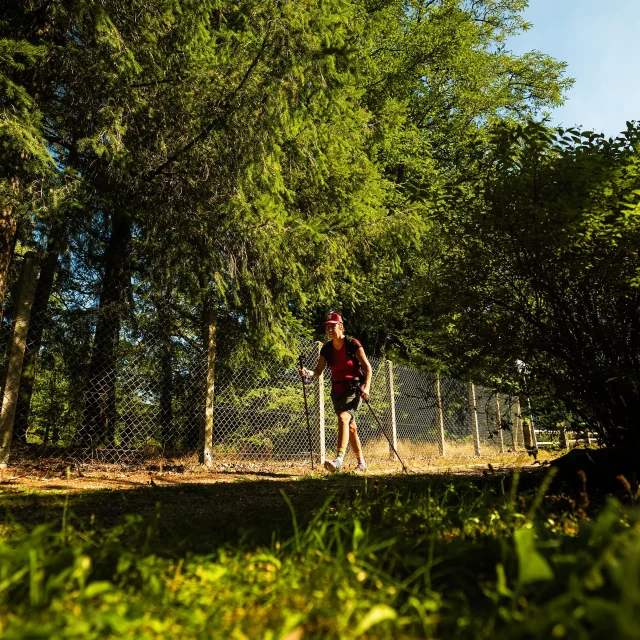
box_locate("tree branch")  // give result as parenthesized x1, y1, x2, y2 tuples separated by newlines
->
(142, 32, 272, 182)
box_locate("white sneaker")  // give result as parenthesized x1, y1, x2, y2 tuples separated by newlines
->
(324, 459, 342, 473)
(353, 462, 367, 473)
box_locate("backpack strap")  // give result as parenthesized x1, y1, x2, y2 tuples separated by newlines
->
(345, 336, 359, 360)
(346, 337, 364, 380)
(320, 340, 333, 365)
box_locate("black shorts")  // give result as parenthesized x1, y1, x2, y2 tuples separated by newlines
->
(331, 388, 361, 422)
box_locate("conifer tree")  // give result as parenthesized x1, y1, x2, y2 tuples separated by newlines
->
(0, 24, 52, 313)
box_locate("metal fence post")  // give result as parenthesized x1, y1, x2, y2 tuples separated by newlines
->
(513, 396, 521, 451)
(495, 392, 505, 453)
(0, 252, 40, 467)
(530, 419, 538, 450)
(386, 360, 398, 460)
(526, 396, 539, 451)
(468, 383, 481, 457)
(435, 374, 445, 457)
(315, 341, 326, 465)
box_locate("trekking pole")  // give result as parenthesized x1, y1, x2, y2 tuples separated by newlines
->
(362, 395, 408, 473)
(298, 354, 314, 470)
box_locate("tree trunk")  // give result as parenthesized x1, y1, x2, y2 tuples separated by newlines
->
(160, 341, 174, 449)
(0, 182, 19, 318)
(13, 224, 66, 444)
(156, 286, 174, 450)
(199, 299, 216, 467)
(78, 212, 131, 448)
(0, 253, 40, 466)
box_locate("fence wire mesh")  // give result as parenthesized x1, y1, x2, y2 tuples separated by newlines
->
(0, 280, 533, 469)
(0, 248, 536, 469)
(0, 302, 207, 466)
(212, 340, 319, 461)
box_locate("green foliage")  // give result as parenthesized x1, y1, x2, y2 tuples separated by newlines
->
(4, 0, 573, 351)
(0, 0, 586, 454)
(327, 0, 573, 355)
(1, 478, 639, 638)
(0, 37, 52, 179)
(405, 121, 640, 444)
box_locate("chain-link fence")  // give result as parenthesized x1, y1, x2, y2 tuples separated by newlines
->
(0, 308, 207, 466)
(0, 252, 536, 468)
(0, 304, 531, 469)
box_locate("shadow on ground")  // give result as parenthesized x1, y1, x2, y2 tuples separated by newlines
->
(0, 474, 375, 552)
(0, 468, 562, 555)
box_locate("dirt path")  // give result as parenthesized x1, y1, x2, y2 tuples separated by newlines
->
(0, 452, 542, 494)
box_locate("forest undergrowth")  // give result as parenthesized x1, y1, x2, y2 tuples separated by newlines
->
(0, 468, 639, 639)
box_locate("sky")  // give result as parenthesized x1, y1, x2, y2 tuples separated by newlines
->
(508, 0, 640, 137)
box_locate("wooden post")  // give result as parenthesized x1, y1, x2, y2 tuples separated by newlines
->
(435, 374, 445, 457)
(468, 383, 481, 457)
(315, 341, 326, 465)
(386, 360, 398, 460)
(513, 397, 521, 451)
(532, 424, 539, 450)
(0, 252, 40, 467)
(526, 397, 539, 451)
(523, 417, 533, 449)
(558, 422, 568, 451)
(495, 392, 505, 453)
(199, 301, 216, 468)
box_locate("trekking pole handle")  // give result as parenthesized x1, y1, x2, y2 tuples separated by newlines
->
(298, 356, 313, 383)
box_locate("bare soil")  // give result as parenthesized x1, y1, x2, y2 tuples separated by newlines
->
(0, 452, 547, 494)
(0, 451, 569, 555)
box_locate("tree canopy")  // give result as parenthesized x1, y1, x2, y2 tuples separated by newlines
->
(7, 0, 638, 456)
(405, 121, 640, 446)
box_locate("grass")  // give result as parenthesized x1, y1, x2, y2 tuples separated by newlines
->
(0, 468, 639, 639)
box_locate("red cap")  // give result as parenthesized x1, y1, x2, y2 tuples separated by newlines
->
(323, 312, 343, 325)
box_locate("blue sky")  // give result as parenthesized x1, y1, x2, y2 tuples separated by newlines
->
(508, 0, 640, 137)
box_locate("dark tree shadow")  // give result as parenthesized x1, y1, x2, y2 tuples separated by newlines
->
(0, 467, 590, 556)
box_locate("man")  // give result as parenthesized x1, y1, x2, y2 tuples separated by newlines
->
(299, 312, 372, 472)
